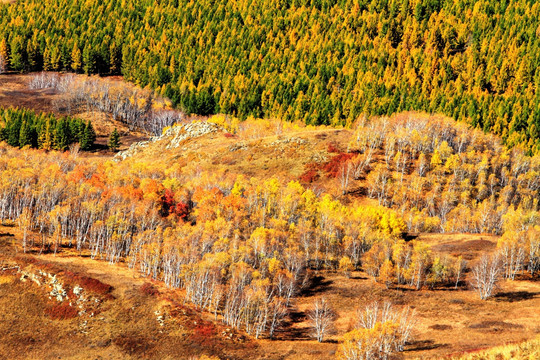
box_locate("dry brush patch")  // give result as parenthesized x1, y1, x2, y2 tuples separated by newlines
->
(1, 227, 539, 359)
(0, 244, 258, 359)
(264, 242, 540, 360)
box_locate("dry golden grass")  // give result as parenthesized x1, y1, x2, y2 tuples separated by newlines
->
(451, 336, 540, 360)
(270, 270, 540, 359)
(125, 121, 356, 198)
(0, 274, 12, 285)
(418, 233, 499, 261)
(0, 226, 256, 360)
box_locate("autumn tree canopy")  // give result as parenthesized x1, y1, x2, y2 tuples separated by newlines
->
(0, 0, 540, 152)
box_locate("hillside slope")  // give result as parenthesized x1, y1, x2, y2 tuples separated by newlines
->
(0, 112, 539, 359)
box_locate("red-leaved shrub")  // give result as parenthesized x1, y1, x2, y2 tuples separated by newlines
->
(190, 321, 220, 348)
(64, 271, 113, 296)
(160, 189, 191, 220)
(140, 282, 159, 296)
(299, 169, 320, 183)
(327, 143, 340, 153)
(323, 152, 356, 178)
(45, 303, 78, 320)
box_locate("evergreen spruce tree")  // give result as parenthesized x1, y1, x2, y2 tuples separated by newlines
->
(77, 120, 85, 143)
(82, 45, 96, 75)
(26, 38, 39, 71)
(19, 120, 33, 148)
(80, 120, 96, 150)
(7, 118, 21, 147)
(68, 118, 84, 143)
(108, 127, 121, 151)
(9, 36, 25, 72)
(54, 119, 71, 150)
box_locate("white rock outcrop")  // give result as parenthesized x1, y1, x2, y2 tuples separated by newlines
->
(114, 121, 223, 161)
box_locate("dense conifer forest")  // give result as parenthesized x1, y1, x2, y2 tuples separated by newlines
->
(1, 0, 540, 152)
(0, 108, 95, 150)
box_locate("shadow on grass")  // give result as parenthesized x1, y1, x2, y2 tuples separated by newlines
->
(300, 275, 333, 297)
(350, 275, 368, 280)
(405, 339, 446, 352)
(272, 309, 311, 341)
(494, 291, 539, 302)
(347, 186, 368, 197)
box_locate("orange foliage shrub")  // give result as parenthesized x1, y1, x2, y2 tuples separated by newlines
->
(190, 320, 221, 349)
(327, 143, 340, 153)
(299, 169, 320, 183)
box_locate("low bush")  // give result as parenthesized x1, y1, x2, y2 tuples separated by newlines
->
(45, 303, 78, 320)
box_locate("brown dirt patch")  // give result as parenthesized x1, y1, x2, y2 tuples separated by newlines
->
(418, 233, 499, 261)
(430, 324, 454, 331)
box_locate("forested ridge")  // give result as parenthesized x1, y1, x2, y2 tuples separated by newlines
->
(1, 0, 540, 152)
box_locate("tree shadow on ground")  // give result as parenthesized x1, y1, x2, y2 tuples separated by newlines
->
(347, 186, 368, 197)
(404, 339, 447, 352)
(494, 291, 539, 302)
(272, 309, 311, 341)
(350, 275, 368, 280)
(300, 275, 333, 297)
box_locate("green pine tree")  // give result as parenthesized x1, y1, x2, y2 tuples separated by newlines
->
(82, 45, 96, 75)
(19, 120, 33, 148)
(108, 128, 121, 151)
(9, 36, 25, 72)
(80, 120, 96, 150)
(7, 118, 21, 147)
(54, 119, 71, 151)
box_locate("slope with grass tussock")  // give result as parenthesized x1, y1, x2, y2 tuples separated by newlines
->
(451, 336, 540, 360)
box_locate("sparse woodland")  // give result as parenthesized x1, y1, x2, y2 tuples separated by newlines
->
(29, 72, 183, 136)
(0, 112, 539, 345)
